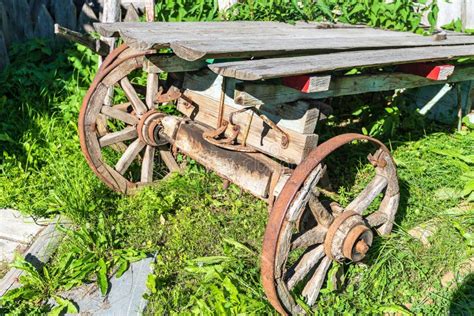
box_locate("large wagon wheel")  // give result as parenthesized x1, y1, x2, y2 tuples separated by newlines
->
(78, 45, 180, 193)
(262, 133, 399, 315)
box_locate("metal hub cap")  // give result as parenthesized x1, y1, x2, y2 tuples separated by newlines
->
(137, 110, 166, 146)
(324, 209, 373, 262)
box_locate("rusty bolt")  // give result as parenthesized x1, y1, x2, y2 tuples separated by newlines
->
(355, 239, 369, 255)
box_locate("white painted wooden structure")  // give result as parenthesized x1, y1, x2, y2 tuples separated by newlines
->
(423, 0, 474, 30)
(218, 0, 239, 11)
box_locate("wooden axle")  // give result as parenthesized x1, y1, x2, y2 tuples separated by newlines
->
(158, 115, 286, 199)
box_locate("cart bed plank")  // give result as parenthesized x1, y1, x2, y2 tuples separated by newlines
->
(95, 22, 474, 63)
(234, 65, 474, 106)
(209, 45, 474, 80)
(94, 21, 388, 38)
(171, 36, 474, 61)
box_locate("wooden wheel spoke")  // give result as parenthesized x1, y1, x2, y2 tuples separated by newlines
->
(99, 126, 138, 148)
(101, 106, 139, 125)
(308, 194, 334, 227)
(291, 226, 327, 250)
(159, 146, 180, 172)
(286, 245, 325, 290)
(146, 73, 159, 109)
(113, 102, 132, 112)
(287, 164, 324, 222)
(140, 145, 155, 183)
(346, 175, 388, 214)
(366, 211, 387, 227)
(120, 77, 148, 115)
(115, 138, 146, 174)
(302, 256, 332, 306)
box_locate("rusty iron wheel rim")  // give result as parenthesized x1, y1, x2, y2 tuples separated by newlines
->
(261, 133, 400, 315)
(78, 45, 177, 193)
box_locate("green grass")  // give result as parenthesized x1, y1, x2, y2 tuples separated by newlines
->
(0, 2, 473, 313)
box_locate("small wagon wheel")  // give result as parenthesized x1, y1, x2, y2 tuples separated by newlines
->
(262, 133, 400, 315)
(78, 45, 180, 193)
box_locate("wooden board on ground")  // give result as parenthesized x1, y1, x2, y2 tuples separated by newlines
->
(182, 70, 321, 134)
(234, 65, 474, 106)
(209, 45, 474, 80)
(176, 90, 318, 164)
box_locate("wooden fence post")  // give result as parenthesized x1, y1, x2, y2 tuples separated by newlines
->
(218, 0, 239, 12)
(145, 0, 155, 22)
(0, 31, 9, 70)
(101, 0, 121, 105)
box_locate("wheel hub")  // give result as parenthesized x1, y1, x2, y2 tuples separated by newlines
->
(324, 210, 373, 262)
(136, 110, 167, 146)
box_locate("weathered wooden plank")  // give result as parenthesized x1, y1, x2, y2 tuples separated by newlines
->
(120, 77, 148, 115)
(209, 45, 474, 80)
(94, 21, 287, 37)
(34, 4, 55, 39)
(124, 3, 140, 22)
(0, 2, 10, 47)
(144, 0, 154, 22)
(170, 35, 474, 61)
(101, 105, 139, 125)
(143, 54, 207, 73)
(121, 0, 147, 10)
(146, 72, 158, 109)
(121, 29, 428, 52)
(14, 0, 33, 39)
(99, 126, 138, 147)
(234, 65, 474, 106)
(286, 245, 325, 290)
(140, 145, 155, 182)
(302, 256, 331, 306)
(0, 31, 9, 71)
(94, 21, 419, 38)
(78, 2, 100, 33)
(52, 0, 77, 31)
(115, 138, 146, 174)
(158, 146, 180, 172)
(346, 175, 388, 214)
(177, 90, 318, 164)
(182, 70, 321, 134)
(54, 24, 111, 56)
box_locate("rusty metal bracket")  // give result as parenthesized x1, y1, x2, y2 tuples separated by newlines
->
(155, 85, 182, 103)
(202, 121, 257, 152)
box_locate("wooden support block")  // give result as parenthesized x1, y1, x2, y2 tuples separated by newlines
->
(235, 65, 474, 106)
(281, 74, 331, 93)
(143, 54, 207, 73)
(398, 63, 455, 81)
(183, 70, 322, 134)
(177, 90, 318, 164)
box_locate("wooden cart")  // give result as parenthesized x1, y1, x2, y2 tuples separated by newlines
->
(78, 22, 474, 314)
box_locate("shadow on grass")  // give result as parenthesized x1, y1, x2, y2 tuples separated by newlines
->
(0, 39, 88, 168)
(449, 273, 474, 316)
